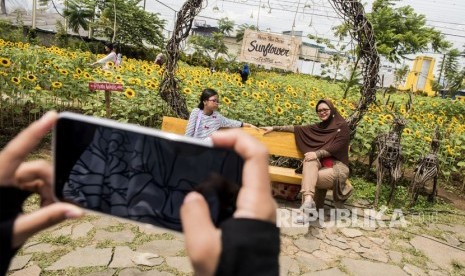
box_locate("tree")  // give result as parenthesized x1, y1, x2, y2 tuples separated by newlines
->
(1, 0, 6, 15)
(334, 0, 451, 63)
(438, 48, 465, 95)
(63, 0, 94, 34)
(94, 0, 165, 48)
(393, 64, 409, 88)
(188, 17, 232, 63)
(235, 23, 257, 42)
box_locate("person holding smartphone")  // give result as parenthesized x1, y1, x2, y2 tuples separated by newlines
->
(261, 99, 353, 220)
(0, 113, 279, 275)
(185, 88, 257, 139)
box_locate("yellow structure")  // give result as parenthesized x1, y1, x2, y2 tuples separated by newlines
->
(399, 56, 435, 96)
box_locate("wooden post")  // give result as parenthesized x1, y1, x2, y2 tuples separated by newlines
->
(88, 82, 124, 118)
(105, 90, 111, 118)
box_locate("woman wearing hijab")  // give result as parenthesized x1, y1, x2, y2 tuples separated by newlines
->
(261, 99, 353, 216)
(185, 88, 257, 139)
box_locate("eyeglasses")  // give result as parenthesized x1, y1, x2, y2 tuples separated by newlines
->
(317, 108, 330, 114)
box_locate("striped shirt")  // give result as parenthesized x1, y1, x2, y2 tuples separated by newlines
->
(185, 108, 242, 139)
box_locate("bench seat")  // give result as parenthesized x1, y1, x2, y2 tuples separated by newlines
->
(161, 116, 304, 186)
(269, 166, 302, 185)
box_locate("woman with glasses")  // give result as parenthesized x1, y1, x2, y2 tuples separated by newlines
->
(185, 88, 256, 139)
(261, 99, 352, 219)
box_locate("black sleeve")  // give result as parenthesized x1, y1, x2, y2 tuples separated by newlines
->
(215, 218, 280, 276)
(0, 187, 31, 276)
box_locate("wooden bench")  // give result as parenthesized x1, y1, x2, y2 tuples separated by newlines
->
(161, 116, 304, 185)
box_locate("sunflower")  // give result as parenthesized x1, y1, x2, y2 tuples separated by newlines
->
(73, 74, 80, 79)
(424, 136, 432, 143)
(124, 88, 136, 98)
(104, 71, 113, 78)
(292, 91, 298, 97)
(295, 115, 302, 122)
(217, 81, 223, 87)
(308, 100, 316, 108)
(150, 82, 157, 89)
(11, 77, 20, 85)
(241, 90, 249, 97)
(183, 87, 192, 95)
(106, 61, 115, 67)
(115, 75, 123, 82)
(26, 74, 37, 82)
(52, 81, 63, 89)
(437, 117, 444, 125)
(59, 69, 69, 76)
(403, 128, 412, 135)
(34, 85, 42, 91)
(275, 106, 284, 115)
(0, 57, 11, 67)
(144, 80, 152, 88)
(285, 102, 292, 109)
(252, 93, 261, 100)
(194, 79, 201, 86)
(384, 114, 393, 121)
(83, 72, 92, 79)
(266, 107, 272, 114)
(222, 97, 232, 105)
(75, 68, 83, 74)
(43, 60, 52, 65)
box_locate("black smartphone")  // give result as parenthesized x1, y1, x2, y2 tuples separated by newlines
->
(53, 112, 244, 231)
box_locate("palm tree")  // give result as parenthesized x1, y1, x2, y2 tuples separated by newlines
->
(63, 1, 94, 35)
(235, 23, 257, 42)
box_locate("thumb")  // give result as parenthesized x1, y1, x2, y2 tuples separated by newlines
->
(181, 192, 221, 275)
(12, 203, 83, 248)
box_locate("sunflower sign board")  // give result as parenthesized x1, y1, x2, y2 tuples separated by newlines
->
(88, 82, 124, 117)
(239, 29, 301, 72)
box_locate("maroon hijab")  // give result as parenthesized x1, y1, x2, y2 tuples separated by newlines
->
(294, 99, 350, 165)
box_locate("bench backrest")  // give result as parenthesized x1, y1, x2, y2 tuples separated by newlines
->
(161, 116, 304, 159)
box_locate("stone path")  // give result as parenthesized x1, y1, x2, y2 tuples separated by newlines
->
(7, 200, 465, 275)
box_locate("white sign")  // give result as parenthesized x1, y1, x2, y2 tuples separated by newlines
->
(240, 30, 301, 71)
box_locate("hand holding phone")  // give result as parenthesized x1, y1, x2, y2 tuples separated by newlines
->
(53, 113, 244, 231)
(181, 129, 278, 275)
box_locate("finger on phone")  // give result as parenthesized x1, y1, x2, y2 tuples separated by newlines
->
(0, 111, 57, 178)
(211, 129, 270, 191)
(212, 129, 276, 222)
(180, 192, 220, 274)
(12, 202, 83, 247)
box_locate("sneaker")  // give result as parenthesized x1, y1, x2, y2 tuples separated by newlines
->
(300, 200, 316, 213)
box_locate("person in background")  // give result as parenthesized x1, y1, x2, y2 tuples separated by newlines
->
(185, 88, 257, 139)
(261, 99, 353, 221)
(0, 114, 279, 275)
(240, 64, 250, 83)
(91, 42, 118, 69)
(155, 53, 166, 66)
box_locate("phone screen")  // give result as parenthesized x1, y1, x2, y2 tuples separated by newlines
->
(54, 113, 244, 231)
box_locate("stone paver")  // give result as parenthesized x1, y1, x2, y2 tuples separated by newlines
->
(9, 265, 41, 276)
(137, 239, 185, 257)
(72, 221, 94, 239)
(279, 255, 300, 275)
(46, 247, 113, 270)
(341, 258, 408, 276)
(108, 246, 163, 268)
(302, 267, 348, 276)
(94, 229, 135, 243)
(410, 235, 465, 270)
(293, 237, 321, 253)
(8, 254, 31, 271)
(7, 208, 464, 276)
(23, 243, 60, 254)
(165, 257, 193, 273)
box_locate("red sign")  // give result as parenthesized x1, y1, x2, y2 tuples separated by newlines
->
(89, 82, 123, 91)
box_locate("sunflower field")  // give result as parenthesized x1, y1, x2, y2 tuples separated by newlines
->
(1, 39, 465, 185)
